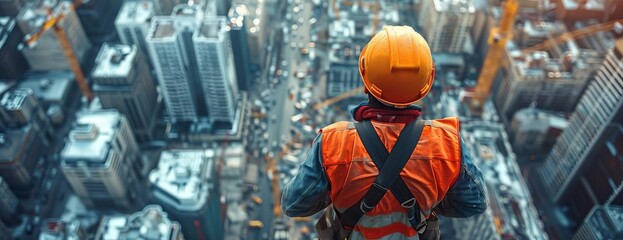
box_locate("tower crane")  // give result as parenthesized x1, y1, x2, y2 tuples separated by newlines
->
(24, 0, 93, 102)
(470, 0, 518, 115)
(470, 0, 623, 115)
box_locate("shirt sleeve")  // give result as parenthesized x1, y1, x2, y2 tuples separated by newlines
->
(281, 133, 331, 217)
(434, 137, 488, 218)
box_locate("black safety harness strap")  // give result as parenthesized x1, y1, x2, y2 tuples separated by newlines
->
(339, 120, 426, 231)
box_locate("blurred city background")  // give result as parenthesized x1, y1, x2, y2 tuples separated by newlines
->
(0, 0, 622, 239)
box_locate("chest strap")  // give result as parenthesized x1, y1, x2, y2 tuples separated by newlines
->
(338, 120, 426, 232)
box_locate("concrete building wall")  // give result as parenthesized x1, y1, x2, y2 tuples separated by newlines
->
(539, 39, 623, 205)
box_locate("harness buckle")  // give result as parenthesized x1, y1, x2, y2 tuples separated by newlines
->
(416, 220, 427, 234)
(359, 200, 374, 213)
(401, 198, 416, 208)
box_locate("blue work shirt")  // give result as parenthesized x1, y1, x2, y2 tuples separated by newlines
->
(281, 132, 487, 218)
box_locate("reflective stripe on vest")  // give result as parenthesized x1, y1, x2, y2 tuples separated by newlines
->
(320, 117, 462, 239)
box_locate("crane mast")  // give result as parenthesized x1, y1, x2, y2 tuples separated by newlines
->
(470, 0, 518, 115)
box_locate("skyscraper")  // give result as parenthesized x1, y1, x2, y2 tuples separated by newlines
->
(95, 205, 183, 240)
(494, 48, 605, 122)
(231, 0, 268, 67)
(0, 17, 28, 80)
(61, 110, 146, 211)
(538, 39, 623, 232)
(194, 18, 239, 129)
(92, 43, 159, 142)
(149, 150, 223, 240)
(418, 0, 476, 54)
(115, 1, 154, 54)
(0, 89, 51, 196)
(573, 205, 623, 240)
(228, 6, 253, 91)
(147, 4, 239, 130)
(453, 121, 546, 240)
(16, 1, 91, 71)
(74, 0, 122, 43)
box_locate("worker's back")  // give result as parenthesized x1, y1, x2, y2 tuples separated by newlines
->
(320, 118, 461, 239)
(281, 25, 487, 240)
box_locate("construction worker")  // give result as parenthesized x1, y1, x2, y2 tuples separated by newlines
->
(282, 26, 486, 239)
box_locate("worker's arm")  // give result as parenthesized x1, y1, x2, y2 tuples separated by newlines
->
(434, 138, 487, 218)
(281, 134, 331, 217)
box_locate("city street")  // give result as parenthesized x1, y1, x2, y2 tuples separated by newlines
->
(246, 0, 317, 239)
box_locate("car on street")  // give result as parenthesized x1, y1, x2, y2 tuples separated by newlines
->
(251, 194, 263, 205)
(248, 220, 264, 229)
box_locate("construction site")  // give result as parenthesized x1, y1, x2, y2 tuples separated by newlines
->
(0, 0, 623, 239)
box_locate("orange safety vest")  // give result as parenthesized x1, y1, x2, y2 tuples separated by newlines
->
(320, 117, 462, 239)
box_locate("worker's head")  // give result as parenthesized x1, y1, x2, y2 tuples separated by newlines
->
(359, 25, 434, 108)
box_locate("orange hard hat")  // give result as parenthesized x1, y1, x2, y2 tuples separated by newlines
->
(359, 25, 435, 108)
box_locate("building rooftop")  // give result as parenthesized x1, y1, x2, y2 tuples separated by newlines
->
(0, 124, 33, 163)
(461, 121, 546, 239)
(149, 150, 215, 212)
(149, 18, 176, 39)
(92, 44, 136, 78)
(39, 219, 83, 240)
(115, 1, 153, 26)
(96, 205, 181, 240)
(508, 48, 604, 82)
(513, 108, 568, 132)
(561, 0, 605, 10)
(433, 0, 476, 13)
(16, 0, 72, 37)
(61, 110, 121, 166)
(520, 20, 567, 38)
(196, 18, 224, 39)
(0, 88, 31, 110)
(18, 72, 74, 103)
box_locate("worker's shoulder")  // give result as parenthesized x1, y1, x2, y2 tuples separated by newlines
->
(426, 116, 460, 136)
(320, 121, 355, 133)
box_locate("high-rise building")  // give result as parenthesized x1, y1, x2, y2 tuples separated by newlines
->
(0, 177, 18, 226)
(418, 0, 475, 54)
(194, 18, 239, 129)
(92, 43, 159, 142)
(326, 19, 366, 99)
(0, 0, 23, 17)
(0, 89, 52, 196)
(231, 0, 268, 67)
(16, 1, 91, 71)
(38, 219, 85, 240)
(74, 0, 123, 43)
(61, 110, 146, 211)
(573, 205, 623, 240)
(149, 150, 223, 240)
(494, 47, 605, 122)
(538, 39, 623, 232)
(17, 72, 76, 120)
(552, 0, 614, 24)
(0, 17, 28, 80)
(228, 6, 253, 91)
(95, 205, 183, 240)
(115, 1, 154, 54)
(514, 20, 567, 48)
(453, 121, 546, 240)
(147, 4, 239, 130)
